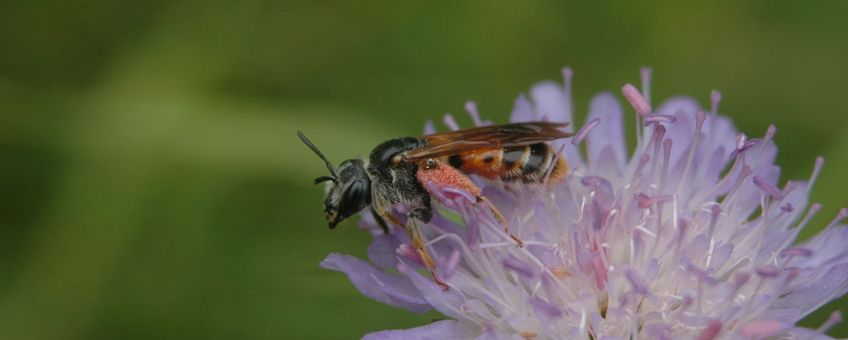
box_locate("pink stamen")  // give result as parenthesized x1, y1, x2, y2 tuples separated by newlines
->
(572, 117, 601, 145)
(817, 311, 843, 333)
(641, 67, 652, 104)
(562, 67, 573, 97)
(756, 264, 781, 278)
(708, 204, 722, 236)
(753, 176, 784, 200)
(530, 296, 563, 318)
(696, 320, 722, 340)
(442, 249, 462, 279)
(465, 101, 483, 126)
(622, 83, 651, 116)
(827, 207, 848, 228)
(710, 90, 721, 116)
(652, 125, 667, 146)
(780, 247, 812, 258)
(739, 320, 784, 338)
(795, 203, 822, 231)
(808, 156, 825, 192)
(396, 244, 425, 266)
(643, 114, 677, 126)
(662, 139, 672, 168)
(626, 270, 649, 295)
(782, 180, 798, 196)
(730, 134, 761, 158)
(423, 120, 436, 134)
(696, 110, 707, 126)
(734, 273, 750, 287)
(592, 253, 608, 289)
(443, 186, 477, 205)
(689, 264, 718, 285)
(635, 154, 651, 177)
(443, 114, 460, 131)
(736, 133, 747, 150)
(635, 193, 673, 209)
(503, 256, 536, 278)
(764, 125, 777, 144)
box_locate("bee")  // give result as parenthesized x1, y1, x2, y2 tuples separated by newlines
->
(297, 122, 573, 289)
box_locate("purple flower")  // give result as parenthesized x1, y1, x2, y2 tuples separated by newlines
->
(321, 68, 848, 339)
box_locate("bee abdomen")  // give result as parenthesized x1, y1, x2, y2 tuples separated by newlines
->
(505, 143, 563, 182)
(443, 143, 567, 183)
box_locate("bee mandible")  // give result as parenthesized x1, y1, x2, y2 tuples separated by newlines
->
(298, 122, 573, 289)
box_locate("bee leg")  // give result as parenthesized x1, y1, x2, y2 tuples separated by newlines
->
(407, 207, 450, 291)
(370, 207, 390, 234)
(477, 195, 524, 247)
(373, 205, 404, 229)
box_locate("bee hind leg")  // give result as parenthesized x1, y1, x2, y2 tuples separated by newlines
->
(407, 207, 450, 291)
(370, 207, 390, 234)
(477, 195, 523, 247)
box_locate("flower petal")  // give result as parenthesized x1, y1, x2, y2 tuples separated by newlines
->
(398, 261, 467, 319)
(363, 320, 478, 340)
(652, 97, 701, 162)
(772, 263, 848, 318)
(369, 234, 402, 270)
(510, 94, 534, 123)
(528, 81, 585, 170)
(530, 81, 572, 124)
(793, 225, 848, 268)
(586, 92, 627, 174)
(321, 253, 431, 313)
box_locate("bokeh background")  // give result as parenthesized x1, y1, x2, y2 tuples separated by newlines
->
(1, 1, 847, 338)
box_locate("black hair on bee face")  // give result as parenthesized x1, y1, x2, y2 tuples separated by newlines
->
(326, 159, 372, 228)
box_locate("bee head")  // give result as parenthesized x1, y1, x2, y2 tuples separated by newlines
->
(322, 159, 371, 228)
(298, 131, 372, 228)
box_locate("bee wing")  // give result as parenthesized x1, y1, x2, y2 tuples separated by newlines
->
(402, 122, 573, 162)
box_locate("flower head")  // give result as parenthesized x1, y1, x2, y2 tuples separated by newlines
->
(321, 69, 848, 339)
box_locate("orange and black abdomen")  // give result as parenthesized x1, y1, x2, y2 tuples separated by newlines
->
(440, 143, 568, 183)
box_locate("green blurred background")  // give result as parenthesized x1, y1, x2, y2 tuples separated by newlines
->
(1, 1, 847, 338)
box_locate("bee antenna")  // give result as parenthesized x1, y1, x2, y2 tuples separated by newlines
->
(297, 130, 338, 179)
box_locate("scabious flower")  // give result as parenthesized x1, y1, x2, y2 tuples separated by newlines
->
(321, 68, 848, 339)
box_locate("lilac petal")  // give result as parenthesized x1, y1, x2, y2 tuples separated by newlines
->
(368, 234, 402, 270)
(592, 145, 625, 181)
(510, 94, 534, 123)
(362, 320, 478, 340)
(530, 81, 572, 124)
(530, 81, 585, 169)
(586, 92, 627, 172)
(652, 97, 701, 164)
(793, 225, 848, 268)
(321, 254, 431, 313)
(398, 261, 466, 319)
(772, 263, 848, 318)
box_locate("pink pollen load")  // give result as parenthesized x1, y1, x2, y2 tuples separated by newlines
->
(417, 160, 481, 199)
